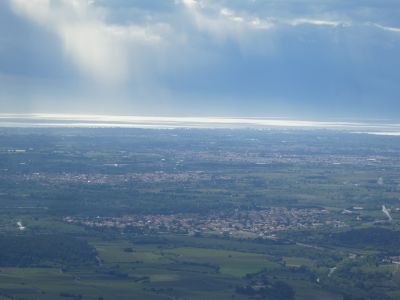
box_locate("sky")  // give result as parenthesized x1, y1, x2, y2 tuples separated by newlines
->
(0, 0, 399, 120)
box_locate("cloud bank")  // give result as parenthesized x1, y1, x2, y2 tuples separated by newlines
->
(1, 0, 400, 119)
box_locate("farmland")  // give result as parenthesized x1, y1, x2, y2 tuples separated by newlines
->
(0, 128, 400, 299)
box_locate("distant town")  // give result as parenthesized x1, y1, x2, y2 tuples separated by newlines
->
(64, 207, 339, 239)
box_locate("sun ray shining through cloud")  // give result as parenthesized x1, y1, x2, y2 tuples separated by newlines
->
(9, 0, 169, 84)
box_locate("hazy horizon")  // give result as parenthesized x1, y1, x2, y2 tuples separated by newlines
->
(1, 113, 400, 135)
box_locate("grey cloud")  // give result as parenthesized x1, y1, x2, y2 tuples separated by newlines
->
(1, 0, 399, 119)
